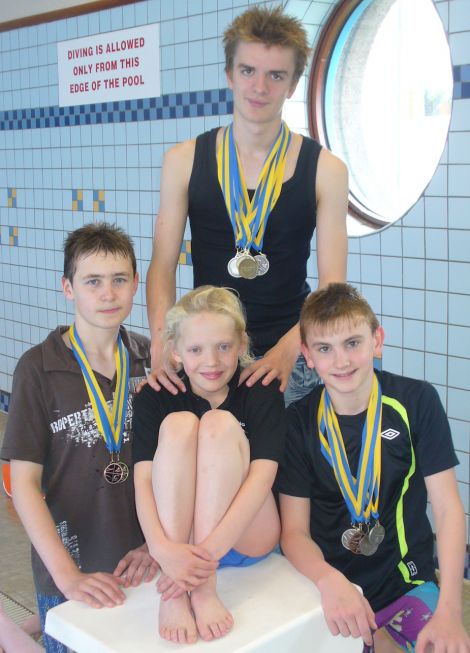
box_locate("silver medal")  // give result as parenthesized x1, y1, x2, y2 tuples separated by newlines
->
(369, 522, 385, 545)
(255, 253, 269, 276)
(359, 535, 378, 556)
(227, 255, 241, 278)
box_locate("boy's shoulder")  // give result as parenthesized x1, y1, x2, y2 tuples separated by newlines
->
(15, 326, 70, 378)
(377, 369, 439, 405)
(122, 327, 150, 363)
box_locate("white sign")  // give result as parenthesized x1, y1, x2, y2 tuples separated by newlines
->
(57, 24, 160, 106)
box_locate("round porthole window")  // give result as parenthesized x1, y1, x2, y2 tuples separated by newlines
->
(308, 0, 453, 235)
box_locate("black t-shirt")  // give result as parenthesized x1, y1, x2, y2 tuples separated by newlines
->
(188, 128, 321, 356)
(133, 368, 286, 464)
(277, 370, 459, 611)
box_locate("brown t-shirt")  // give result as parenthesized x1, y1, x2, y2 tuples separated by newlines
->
(1, 326, 150, 595)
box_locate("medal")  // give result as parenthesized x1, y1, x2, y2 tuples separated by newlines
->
(218, 122, 291, 280)
(369, 522, 385, 545)
(341, 527, 358, 551)
(104, 456, 129, 484)
(69, 324, 130, 485)
(318, 375, 384, 555)
(227, 255, 241, 278)
(359, 534, 378, 556)
(237, 252, 258, 279)
(255, 253, 269, 276)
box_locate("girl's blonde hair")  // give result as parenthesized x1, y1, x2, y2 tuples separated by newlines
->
(164, 285, 253, 369)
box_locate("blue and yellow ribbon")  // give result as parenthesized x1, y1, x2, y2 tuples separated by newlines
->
(217, 122, 291, 252)
(69, 324, 130, 455)
(317, 374, 382, 524)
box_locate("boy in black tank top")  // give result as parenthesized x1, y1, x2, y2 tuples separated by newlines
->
(146, 6, 348, 405)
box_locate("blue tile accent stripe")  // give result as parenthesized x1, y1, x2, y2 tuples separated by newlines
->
(0, 390, 10, 413)
(0, 89, 233, 131)
(453, 65, 470, 100)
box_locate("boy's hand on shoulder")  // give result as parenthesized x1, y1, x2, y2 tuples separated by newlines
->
(415, 608, 470, 653)
(240, 328, 300, 392)
(113, 544, 160, 587)
(318, 568, 376, 647)
(158, 541, 218, 591)
(60, 570, 127, 608)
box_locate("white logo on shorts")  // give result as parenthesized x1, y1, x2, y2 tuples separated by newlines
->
(407, 561, 418, 576)
(381, 428, 400, 440)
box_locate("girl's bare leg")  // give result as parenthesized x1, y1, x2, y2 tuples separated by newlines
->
(190, 410, 251, 641)
(152, 412, 199, 645)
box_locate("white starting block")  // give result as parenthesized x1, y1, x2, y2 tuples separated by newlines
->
(46, 553, 361, 652)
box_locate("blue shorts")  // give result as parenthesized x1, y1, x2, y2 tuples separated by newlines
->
(364, 581, 439, 653)
(218, 548, 272, 568)
(37, 592, 68, 653)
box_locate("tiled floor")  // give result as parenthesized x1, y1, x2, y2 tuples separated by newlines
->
(0, 411, 37, 615)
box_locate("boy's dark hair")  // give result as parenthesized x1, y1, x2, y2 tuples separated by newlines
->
(63, 222, 136, 282)
(300, 283, 380, 344)
(223, 6, 310, 82)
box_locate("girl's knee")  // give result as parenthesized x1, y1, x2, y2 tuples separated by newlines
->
(158, 412, 199, 448)
(198, 410, 241, 442)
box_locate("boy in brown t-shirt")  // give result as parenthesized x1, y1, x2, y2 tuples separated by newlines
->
(1, 223, 159, 653)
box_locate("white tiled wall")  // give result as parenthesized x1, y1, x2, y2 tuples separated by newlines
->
(0, 0, 469, 544)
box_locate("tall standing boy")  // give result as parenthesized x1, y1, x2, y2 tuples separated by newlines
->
(146, 6, 348, 404)
(1, 223, 158, 653)
(278, 283, 469, 652)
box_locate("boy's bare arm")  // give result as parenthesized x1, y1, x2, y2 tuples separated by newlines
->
(146, 141, 195, 394)
(133, 461, 217, 590)
(11, 460, 127, 608)
(416, 468, 470, 653)
(279, 493, 376, 647)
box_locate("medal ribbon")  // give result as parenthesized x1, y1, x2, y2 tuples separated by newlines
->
(69, 324, 130, 455)
(217, 121, 291, 252)
(317, 374, 382, 523)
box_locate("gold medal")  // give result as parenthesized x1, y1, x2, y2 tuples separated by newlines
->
(237, 252, 258, 279)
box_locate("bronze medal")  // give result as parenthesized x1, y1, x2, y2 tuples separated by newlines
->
(104, 459, 129, 484)
(237, 253, 258, 279)
(348, 529, 364, 554)
(255, 253, 269, 276)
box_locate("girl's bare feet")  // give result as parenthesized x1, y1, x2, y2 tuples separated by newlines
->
(190, 582, 233, 641)
(158, 593, 198, 645)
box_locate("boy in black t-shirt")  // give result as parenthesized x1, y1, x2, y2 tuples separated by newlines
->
(278, 283, 469, 653)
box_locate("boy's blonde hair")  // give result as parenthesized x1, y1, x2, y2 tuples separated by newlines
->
(223, 6, 310, 82)
(300, 283, 380, 344)
(164, 286, 253, 369)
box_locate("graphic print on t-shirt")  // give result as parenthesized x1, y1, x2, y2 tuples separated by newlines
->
(48, 378, 143, 445)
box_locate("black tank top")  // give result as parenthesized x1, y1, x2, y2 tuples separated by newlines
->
(188, 127, 321, 356)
